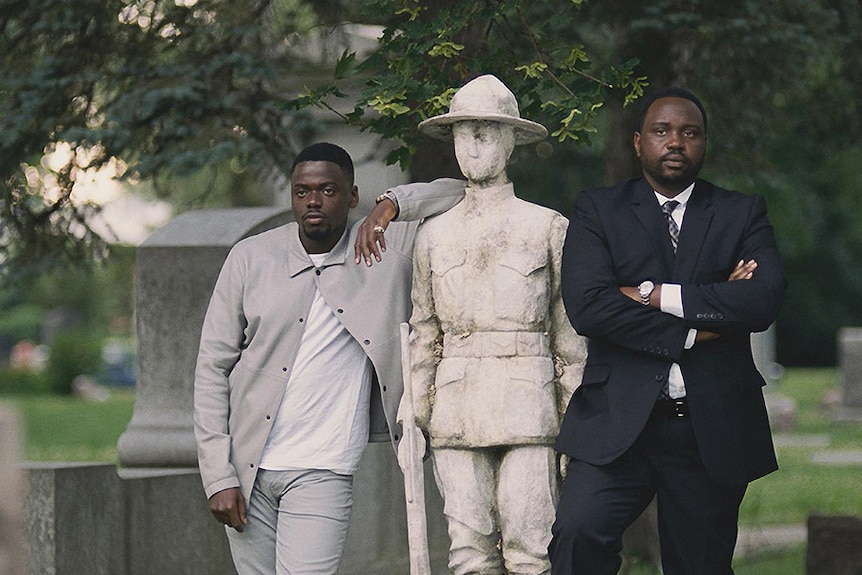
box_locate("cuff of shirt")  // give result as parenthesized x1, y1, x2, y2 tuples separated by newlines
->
(684, 329, 697, 350)
(660, 283, 684, 318)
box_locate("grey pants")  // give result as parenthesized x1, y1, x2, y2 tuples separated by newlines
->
(226, 468, 354, 575)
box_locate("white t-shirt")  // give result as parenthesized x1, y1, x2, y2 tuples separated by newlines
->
(259, 253, 373, 475)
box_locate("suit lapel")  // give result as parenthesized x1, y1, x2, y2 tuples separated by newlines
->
(673, 180, 714, 282)
(630, 179, 675, 277)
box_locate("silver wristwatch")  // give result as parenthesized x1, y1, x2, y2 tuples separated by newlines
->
(375, 190, 399, 218)
(637, 280, 655, 306)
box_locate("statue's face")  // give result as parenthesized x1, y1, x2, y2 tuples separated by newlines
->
(452, 120, 514, 185)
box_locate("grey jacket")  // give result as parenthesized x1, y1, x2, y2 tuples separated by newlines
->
(194, 180, 464, 502)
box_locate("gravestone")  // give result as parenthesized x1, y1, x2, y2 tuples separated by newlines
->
(836, 327, 862, 422)
(806, 514, 862, 574)
(117, 208, 293, 466)
(0, 406, 27, 575)
(753, 326, 796, 431)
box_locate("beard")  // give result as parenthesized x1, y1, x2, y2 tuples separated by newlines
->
(301, 223, 331, 241)
(643, 152, 704, 191)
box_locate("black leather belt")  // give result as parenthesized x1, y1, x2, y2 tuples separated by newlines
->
(653, 398, 689, 418)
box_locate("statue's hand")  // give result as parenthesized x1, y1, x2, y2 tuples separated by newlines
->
(396, 429, 427, 472)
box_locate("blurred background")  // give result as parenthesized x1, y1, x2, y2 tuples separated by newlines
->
(0, 2, 860, 571)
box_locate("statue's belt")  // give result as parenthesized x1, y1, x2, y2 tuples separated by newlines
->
(442, 331, 550, 358)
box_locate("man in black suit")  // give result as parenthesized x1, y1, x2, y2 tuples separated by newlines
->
(548, 87, 786, 574)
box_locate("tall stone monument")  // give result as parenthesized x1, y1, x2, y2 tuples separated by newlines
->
(836, 327, 862, 422)
(118, 207, 293, 466)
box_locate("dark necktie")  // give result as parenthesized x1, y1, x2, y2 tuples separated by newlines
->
(659, 199, 680, 401)
(662, 200, 680, 253)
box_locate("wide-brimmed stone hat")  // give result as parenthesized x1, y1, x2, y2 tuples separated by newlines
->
(418, 75, 548, 145)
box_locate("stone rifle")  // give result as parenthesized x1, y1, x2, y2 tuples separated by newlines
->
(399, 322, 431, 575)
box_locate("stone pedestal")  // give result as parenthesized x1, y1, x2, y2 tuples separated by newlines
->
(23, 447, 450, 574)
(118, 468, 234, 575)
(23, 462, 124, 575)
(117, 208, 293, 466)
(836, 328, 862, 422)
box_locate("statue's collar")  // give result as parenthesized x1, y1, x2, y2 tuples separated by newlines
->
(463, 182, 515, 203)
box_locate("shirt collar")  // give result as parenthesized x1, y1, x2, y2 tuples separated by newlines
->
(653, 181, 694, 207)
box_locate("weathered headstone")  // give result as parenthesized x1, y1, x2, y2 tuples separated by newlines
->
(806, 514, 862, 574)
(0, 406, 27, 575)
(753, 325, 797, 431)
(836, 327, 862, 422)
(117, 207, 292, 466)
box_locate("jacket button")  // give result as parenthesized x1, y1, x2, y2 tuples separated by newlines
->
(315, 269, 321, 276)
(299, 318, 304, 323)
(282, 367, 288, 372)
(266, 415, 271, 420)
(249, 463, 255, 468)
(382, 386, 387, 392)
(364, 339, 370, 345)
(655, 374, 665, 381)
(337, 309, 343, 313)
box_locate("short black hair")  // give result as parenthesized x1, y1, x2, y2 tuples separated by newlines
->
(291, 142, 355, 183)
(635, 87, 708, 134)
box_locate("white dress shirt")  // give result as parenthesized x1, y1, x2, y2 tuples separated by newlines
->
(654, 183, 695, 399)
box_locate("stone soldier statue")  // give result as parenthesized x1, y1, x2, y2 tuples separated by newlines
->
(407, 75, 587, 575)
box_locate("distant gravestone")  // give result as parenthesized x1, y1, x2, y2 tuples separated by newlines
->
(0, 406, 27, 575)
(752, 326, 797, 431)
(118, 208, 292, 466)
(836, 328, 862, 422)
(806, 515, 862, 575)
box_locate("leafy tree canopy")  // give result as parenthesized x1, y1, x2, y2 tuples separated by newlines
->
(0, 0, 645, 280)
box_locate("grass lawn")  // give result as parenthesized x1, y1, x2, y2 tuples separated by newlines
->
(740, 367, 862, 527)
(1, 387, 136, 462)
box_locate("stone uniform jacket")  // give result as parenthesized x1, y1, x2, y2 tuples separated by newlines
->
(410, 184, 587, 449)
(555, 177, 786, 485)
(194, 181, 464, 503)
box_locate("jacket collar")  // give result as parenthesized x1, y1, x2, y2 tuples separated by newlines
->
(630, 178, 676, 276)
(673, 179, 714, 282)
(285, 223, 351, 278)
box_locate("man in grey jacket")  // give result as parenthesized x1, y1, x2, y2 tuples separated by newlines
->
(194, 142, 462, 575)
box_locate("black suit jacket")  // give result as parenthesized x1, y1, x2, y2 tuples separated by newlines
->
(556, 177, 786, 485)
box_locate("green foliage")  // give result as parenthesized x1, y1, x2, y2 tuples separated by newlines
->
(0, 0, 339, 276)
(45, 330, 104, 395)
(2, 0, 860, 365)
(0, 303, 42, 343)
(289, 1, 646, 166)
(0, 366, 51, 395)
(0, 0, 642, 275)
